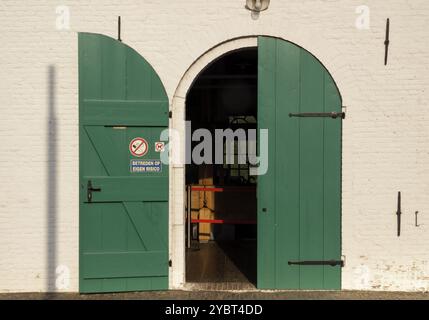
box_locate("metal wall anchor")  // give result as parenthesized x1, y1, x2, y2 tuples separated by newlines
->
(396, 191, 401, 237)
(384, 18, 390, 65)
(117, 16, 122, 42)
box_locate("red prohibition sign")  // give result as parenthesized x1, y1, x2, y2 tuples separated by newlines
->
(129, 137, 148, 157)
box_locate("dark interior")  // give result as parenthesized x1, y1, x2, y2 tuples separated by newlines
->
(185, 48, 258, 288)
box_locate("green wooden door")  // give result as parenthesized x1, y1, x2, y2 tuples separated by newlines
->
(258, 37, 342, 290)
(79, 33, 169, 293)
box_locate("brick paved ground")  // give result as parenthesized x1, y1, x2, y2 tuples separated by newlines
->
(1, 290, 428, 300)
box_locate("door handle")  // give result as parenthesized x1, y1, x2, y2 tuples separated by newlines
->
(87, 180, 101, 202)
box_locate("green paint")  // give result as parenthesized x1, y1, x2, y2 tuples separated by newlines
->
(258, 37, 342, 290)
(79, 33, 169, 293)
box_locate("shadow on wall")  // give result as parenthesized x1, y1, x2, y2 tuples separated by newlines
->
(46, 65, 57, 293)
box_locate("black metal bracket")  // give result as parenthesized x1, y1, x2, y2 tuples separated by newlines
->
(396, 191, 401, 237)
(289, 112, 345, 119)
(87, 180, 101, 202)
(118, 16, 122, 42)
(384, 18, 390, 65)
(288, 260, 344, 267)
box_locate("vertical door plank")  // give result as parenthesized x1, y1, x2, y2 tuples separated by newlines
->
(299, 50, 325, 289)
(257, 37, 277, 289)
(323, 73, 342, 289)
(275, 40, 301, 289)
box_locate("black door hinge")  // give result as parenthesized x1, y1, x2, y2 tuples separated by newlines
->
(288, 260, 344, 267)
(289, 112, 345, 119)
(169, 111, 172, 118)
(169, 259, 172, 267)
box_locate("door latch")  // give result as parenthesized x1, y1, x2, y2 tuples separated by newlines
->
(87, 180, 101, 202)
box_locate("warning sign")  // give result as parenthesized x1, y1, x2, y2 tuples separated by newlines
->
(155, 141, 165, 153)
(130, 159, 162, 173)
(129, 137, 148, 157)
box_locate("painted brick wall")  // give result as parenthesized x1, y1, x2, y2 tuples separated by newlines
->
(0, 0, 428, 292)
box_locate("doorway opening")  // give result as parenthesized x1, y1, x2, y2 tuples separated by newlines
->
(185, 48, 258, 290)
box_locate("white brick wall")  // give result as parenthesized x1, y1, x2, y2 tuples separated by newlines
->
(0, 0, 428, 292)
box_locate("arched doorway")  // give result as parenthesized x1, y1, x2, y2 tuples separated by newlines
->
(173, 36, 343, 290)
(185, 48, 258, 289)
